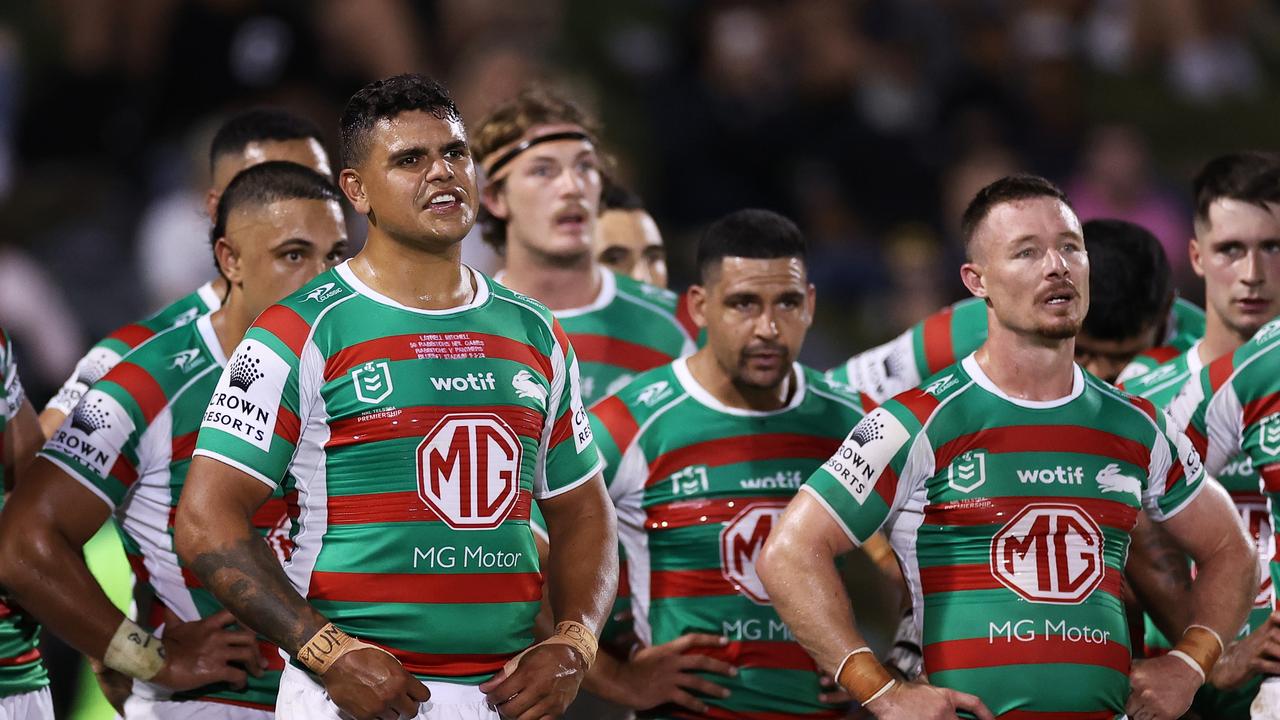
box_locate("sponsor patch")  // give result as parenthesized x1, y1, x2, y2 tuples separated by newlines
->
(351, 361, 394, 405)
(822, 407, 910, 504)
(46, 390, 131, 477)
(417, 413, 522, 530)
(947, 450, 987, 493)
(720, 502, 788, 605)
(202, 341, 290, 452)
(990, 503, 1105, 604)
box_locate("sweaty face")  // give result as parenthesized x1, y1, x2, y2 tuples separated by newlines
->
(345, 111, 478, 248)
(1074, 329, 1158, 383)
(695, 257, 814, 391)
(964, 197, 1089, 342)
(1192, 198, 1280, 340)
(209, 138, 332, 217)
(224, 198, 349, 318)
(595, 209, 668, 287)
(489, 131, 602, 261)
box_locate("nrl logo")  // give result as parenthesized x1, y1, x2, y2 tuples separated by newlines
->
(304, 282, 342, 303)
(512, 370, 547, 407)
(351, 361, 394, 404)
(1261, 414, 1280, 456)
(924, 374, 958, 396)
(636, 380, 673, 407)
(948, 450, 987, 493)
(169, 348, 204, 373)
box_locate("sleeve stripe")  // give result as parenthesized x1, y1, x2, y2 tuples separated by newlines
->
(592, 396, 640, 454)
(533, 454, 603, 501)
(922, 308, 955, 374)
(104, 362, 169, 423)
(275, 405, 301, 445)
(191, 448, 279, 489)
(254, 305, 312, 358)
(798, 485, 860, 547)
(106, 323, 155, 349)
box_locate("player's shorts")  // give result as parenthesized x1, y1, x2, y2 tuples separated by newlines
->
(123, 695, 272, 719)
(563, 690, 633, 720)
(277, 663, 499, 720)
(0, 687, 53, 720)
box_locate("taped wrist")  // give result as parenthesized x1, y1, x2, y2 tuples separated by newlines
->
(103, 618, 165, 680)
(297, 623, 384, 675)
(502, 621, 599, 676)
(835, 647, 895, 705)
(1172, 624, 1224, 680)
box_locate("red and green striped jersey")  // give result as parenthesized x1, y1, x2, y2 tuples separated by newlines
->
(46, 282, 222, 416)
(1114, 299, 1208, 385)
(1186, 318, 1280, 619)
(550, 269, 695, 406)
(806, 354, 1205, 717)
(39, 314, 289, 709)
(593, 359, 871, 719)
(1122, 341, 1267, 718)
(0, 327, 48, 697)
(833, 297, 1206, 402)
(193, 262, 602, 685)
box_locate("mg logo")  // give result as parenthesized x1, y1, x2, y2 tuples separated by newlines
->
(1260, 414, 1280, 456)
(352, 361, 394, 405)
(719, 503, 787, 605)
(991, 503, 1105, 604)
(1240, 502, 1274, 608)
(948, 450, 987, 493)
(417, 413, 522, 530)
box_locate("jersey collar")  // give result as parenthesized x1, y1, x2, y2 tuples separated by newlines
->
(336, 260, 490, 315)
(195, 314, 229, 368)
(673, 356, 807, 417)
(961, 353, 1084, 409)
(196, 280, 222, 312)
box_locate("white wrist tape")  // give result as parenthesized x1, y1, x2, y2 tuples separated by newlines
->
(103, 618, 165, 680)
(1167, 649, 1207, 682)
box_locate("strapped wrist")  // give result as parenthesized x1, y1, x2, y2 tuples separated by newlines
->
(1173, 624, 1224, 679)
(836, 647, 895, 705)
(297, 623, 384, 675)
(103, 618, 165, 680)
(502, 620, 599, 676)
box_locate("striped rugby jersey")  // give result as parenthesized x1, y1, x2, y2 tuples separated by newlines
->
(1122, 343, 1270, 659)
(46, 282, 221, 416)
(40, 314, 290, 709)
(0, 327, 49, 697)
(593, 359, 871, 719)
(806, 355, 1205, 717)
(832, 297, 1205, 402)
(193, 262, 602, 684)
(1186, 317, 1280, 619)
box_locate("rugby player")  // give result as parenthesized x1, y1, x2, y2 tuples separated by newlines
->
(595, 178, 668, 289)
(1126, 157, 1280, 718)
(39, 108, 332, 438)
(0, 329, 53, 717)
(472, 87, 693, 407)
(829, 221, 1202, 400)
(759, 175, 1256, 719)
(0, 162, 348, 718)
(174, 74, 617, 720)
(579, 209, 873, 718)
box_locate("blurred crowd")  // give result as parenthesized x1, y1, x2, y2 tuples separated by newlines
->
(1, 0, 1278, 407)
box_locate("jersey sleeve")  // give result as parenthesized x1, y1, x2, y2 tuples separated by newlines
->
(38, 371, 150, 510)
(533, 320, 603, 499)
(192, 318, 303, 489)
(1, 332, 24, 424)
(1189, 354, 1241, 476)
(1141, 403, 1207, 522)
(800, 400, 927, 546)
(828, 329, 920, 403)
(45, 343, 123, 417)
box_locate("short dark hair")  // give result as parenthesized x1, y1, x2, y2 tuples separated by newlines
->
(1193, 152, 1280, 227)
(472, 87, 602, 252)
(340, 74, 461, 169)
(1079, 218, 1172, 341)
(960, 174, 1071, 255)
(211, 161, 343, 256)
(601, 175, 644, 212)
(209, 108, 325, 173)
(697, 209, 806, 283)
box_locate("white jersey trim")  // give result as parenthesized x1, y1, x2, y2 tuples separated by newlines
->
(673, 357, 806, 417)
(335, 261, 490, 316)
(962, 354, 1084, 408)
(192, 449, 279, 490)
(196, 281, 222, 312)
(545, 267, 615, 319)
(195, 314, 228, 368)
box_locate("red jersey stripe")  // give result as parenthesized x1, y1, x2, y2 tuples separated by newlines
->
(1262, 464, 1280, 493)
(255, 305, 312, 358)
(1243, 392, 1280, 428)
(323, 333, 552, 383)
(172, 431, 198, 462)
(1186, 424, 1208, 459)
(920, 563, 1125, 600)
(924, 634, 1130, 675)
(106, 323, 155, 349)
(650, 568, 737, 599)
(110, 455, 139, 488)
(374, 647, 511, 677)
(549, 408, 573, 448)
(568, 333, 675, 373)
(934, 426, 1149, 474)
(251, 494, 298, 529)
(327, 490, 532, 525)
(591, 396, 640, 452)
(922, 308, 955, 374)
(0, 647, 41, 667)
(896, 388, 942, 425)
(326, 405, 544, 448)
(309, 571, 542, 604)
(648, 434, 839, 487)
(275, 405, 301, 446)
(1208, 353, 1236, 394)
(925, 496, 1139, 533)
(686, 640, 820, 672)
(105, 362, 169, 423)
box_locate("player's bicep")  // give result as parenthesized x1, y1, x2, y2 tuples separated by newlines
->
(776, 491, 858, 559)
(1156, 478, 1249, 568)
(2, 457, 113, 548)
(7, 399, 44, 487)
(181, 455, 277, 523)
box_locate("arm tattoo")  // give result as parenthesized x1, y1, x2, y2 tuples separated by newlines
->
(187, 535, 324, 654)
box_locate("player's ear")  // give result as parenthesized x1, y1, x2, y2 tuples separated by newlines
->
(960, 261, 987, 299)
(481, 181, 509, 220)
(339, 169, 370, 215)
(205, 188, 222, 221)
(688, 284, 709, 329)
(214, 237, 242, 286)
(803, 283, 817, 325)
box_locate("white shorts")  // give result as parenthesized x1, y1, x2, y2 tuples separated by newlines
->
(0, 687, 53, 720)
(278, 663, 499, 720)
(123, 694, 273, 719)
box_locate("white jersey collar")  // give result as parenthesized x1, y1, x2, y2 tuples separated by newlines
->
(962, 353, 1084, 409)
(336, 260, 490, 316)
(673, 356, 806, 417)
(196, 314, 229, 368)
(196, 280, 222, 312)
